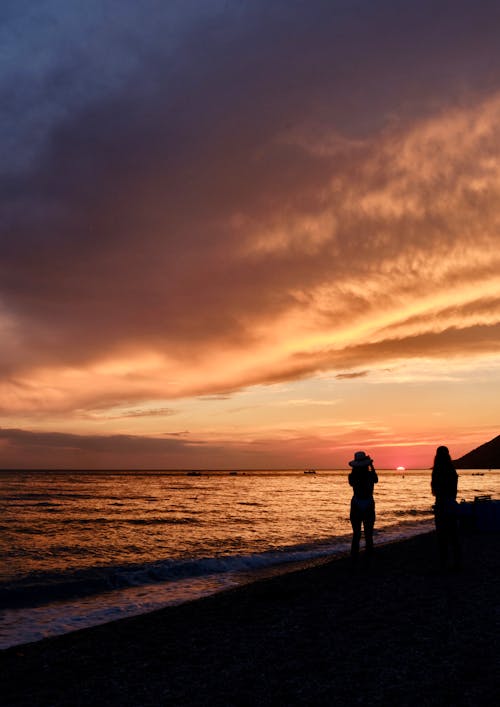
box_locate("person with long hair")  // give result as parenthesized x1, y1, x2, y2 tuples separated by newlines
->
(348, 450, 378, 567)
(431, 445, 461, 569)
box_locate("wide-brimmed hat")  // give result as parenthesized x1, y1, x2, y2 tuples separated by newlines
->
(349, 451, 373, 467)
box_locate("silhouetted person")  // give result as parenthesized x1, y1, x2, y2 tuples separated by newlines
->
(348, 451, 378, 567)
(431, 445, 461, 569)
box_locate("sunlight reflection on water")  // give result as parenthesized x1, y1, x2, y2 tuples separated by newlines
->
(1, 469, 498, 647)
(1, 469, 498, 582)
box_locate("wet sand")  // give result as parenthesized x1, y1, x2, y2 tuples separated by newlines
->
(1, 530, 499, 706)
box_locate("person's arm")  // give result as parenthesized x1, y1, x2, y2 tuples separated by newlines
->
(370, 463, 378, 483)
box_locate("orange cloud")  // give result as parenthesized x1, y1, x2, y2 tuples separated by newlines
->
(4, 88, 500, 414)
(2, 1, 500, 466)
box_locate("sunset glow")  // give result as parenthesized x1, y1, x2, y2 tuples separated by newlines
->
(1, 1, 500, 469)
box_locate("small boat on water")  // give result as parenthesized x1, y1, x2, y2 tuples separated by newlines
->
(186, 471, 202, 477)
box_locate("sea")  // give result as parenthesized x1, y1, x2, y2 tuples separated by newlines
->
(1, 468, 498, 649)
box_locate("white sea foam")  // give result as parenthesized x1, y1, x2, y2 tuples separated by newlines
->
(0, 521, 436, 649)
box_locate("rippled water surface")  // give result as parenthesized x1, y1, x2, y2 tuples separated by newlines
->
(1, 469, 498, 647)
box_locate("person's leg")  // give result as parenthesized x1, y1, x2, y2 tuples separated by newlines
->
(350, 506, 362, 563)
(363, 511, 375, 566)
(434, 510, 447, 568)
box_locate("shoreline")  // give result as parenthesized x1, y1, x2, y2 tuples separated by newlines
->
(2, 530, 499, 706)
(1, 520, 435, 650)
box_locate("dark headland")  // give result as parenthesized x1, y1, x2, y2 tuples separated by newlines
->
(2, 530, 499, 707)
(454, 434, 500, 469)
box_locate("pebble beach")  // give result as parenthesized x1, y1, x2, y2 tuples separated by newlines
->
(2, 529, 498, 706)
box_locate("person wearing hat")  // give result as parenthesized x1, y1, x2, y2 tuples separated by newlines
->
(348, 451, 378, 566)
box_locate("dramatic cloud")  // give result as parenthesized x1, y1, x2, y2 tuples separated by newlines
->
(1, 1, 500, 466)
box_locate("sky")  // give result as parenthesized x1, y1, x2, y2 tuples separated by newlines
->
(1, 0, 500, 469)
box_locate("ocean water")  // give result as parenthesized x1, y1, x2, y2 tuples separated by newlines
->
(1, 468, 498, 649)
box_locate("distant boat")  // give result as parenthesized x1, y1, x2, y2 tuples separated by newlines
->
(229, 471, 238, 476)
(304, 469, 316, 474)
(186, 471, 202, 477)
